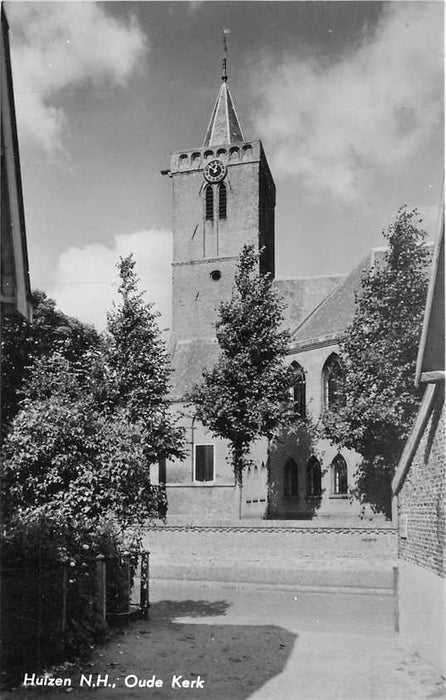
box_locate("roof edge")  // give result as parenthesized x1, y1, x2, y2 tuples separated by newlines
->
(392, 383, 438, 495)
(415, 200, 445, 386)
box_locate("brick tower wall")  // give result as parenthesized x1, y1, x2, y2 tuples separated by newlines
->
(170, 141, 275, 341)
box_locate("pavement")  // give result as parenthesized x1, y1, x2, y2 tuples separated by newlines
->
(6, 527, 444, 699)
(148, 580, 445, 700)
(5, 580, 445, 700)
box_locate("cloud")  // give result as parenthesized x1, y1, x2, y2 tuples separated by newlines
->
(7, 2, 148, 152)
(417, 203, 443, 241)
(186, 1, 205, 16)
(251, 3, 443, 201)
(49, 230, 172, 333)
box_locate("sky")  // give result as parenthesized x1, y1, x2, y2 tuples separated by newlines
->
(5, 0, 444, 331)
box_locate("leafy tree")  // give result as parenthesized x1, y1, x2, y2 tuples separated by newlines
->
(188, 245, 291, 485)
(96, 254, 185, 465)
(322, 207, 430, 515)
(2, 256, 181, 531)
(1, 290, 99, 437)
(1, 352, 165, 530)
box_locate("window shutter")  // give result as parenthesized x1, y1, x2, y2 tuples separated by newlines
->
(195, 445, 214, 481)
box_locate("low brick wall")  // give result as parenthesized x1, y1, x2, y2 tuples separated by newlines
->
(143, 526, 397, 590)
(166, 484, 240, 521)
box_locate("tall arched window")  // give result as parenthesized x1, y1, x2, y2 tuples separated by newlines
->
(306, 457, 322, 497)
(323, 354, 345, 410)
(284, 458, 298, 499)
(218, 183, 227, 220)
(331, 454, 348, 495)
(290, 362, 306, 419)
(205, 185, 213, 221)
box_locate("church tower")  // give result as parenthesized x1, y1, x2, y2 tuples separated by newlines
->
(169, 59, 276, 342)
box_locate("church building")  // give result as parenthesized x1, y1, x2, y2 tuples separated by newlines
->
(162, 61, 388, 524)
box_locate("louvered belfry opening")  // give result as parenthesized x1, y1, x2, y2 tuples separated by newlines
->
(218, 183, 227, 219)
(205, 185, 214, 221)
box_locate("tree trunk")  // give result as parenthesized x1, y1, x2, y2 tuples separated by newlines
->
(233, 444, 244, 520)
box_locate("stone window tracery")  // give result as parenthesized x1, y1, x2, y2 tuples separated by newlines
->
(323, 353, 346, 410)
(331, 454, 348, 495)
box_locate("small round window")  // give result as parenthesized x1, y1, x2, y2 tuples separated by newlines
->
(210, 270, 221, 281)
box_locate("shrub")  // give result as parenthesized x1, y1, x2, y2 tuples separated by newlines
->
(0, 513, 134, 687)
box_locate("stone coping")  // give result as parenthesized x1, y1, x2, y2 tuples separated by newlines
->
(148, 518, 396, 533)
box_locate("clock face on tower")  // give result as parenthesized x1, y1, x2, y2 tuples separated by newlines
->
(203, 159, 226, 183)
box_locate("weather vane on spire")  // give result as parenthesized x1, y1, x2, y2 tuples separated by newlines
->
(222, 28, 230, 81)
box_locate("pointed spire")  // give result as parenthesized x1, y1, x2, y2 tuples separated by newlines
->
(202, 29, 244, 148)
(222, 28, 229, 82)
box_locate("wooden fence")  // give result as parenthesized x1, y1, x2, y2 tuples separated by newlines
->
(1, 551, 150, 685)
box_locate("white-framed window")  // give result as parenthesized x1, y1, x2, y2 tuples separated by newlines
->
(194, 444, 215, 482)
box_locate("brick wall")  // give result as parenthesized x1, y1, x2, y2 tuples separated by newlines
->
(398, 384, 445, 577)
(165, 484, 240, 521)
(172, 257, 240, 340)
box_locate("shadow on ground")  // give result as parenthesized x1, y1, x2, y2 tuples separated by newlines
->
(3, 598, 297, 699)
(148, 598, 230, 624)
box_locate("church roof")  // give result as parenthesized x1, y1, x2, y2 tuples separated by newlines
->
(168, 250, 396, 397)
(203, 79, 244, 148)
(169, 276, 344, 399)
(274, 275, 345, 332)
(290, 249, 387, 348)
